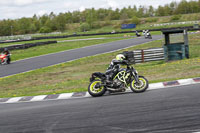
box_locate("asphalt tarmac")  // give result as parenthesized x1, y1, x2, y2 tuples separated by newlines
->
(0, 35, 162, 77)
(0, 83, 200, 133)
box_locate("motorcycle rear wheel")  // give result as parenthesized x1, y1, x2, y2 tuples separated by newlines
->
(88, 80, 106, 97)
(130, 76, 148, 93)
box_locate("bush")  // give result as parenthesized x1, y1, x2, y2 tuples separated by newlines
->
(131, 16, 140, 25)
(146, 18, 158, 23)
(80, 23, 90, 32)
(39, 26, 51, 33)
(170, 15, 182, 21)
(91, 22, 101, 29)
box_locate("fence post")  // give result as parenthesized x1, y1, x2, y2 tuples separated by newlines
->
(141, 50, 144, 62)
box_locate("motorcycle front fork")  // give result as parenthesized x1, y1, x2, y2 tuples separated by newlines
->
(2, 58, 8, 64)
(132, 72, 140, 84)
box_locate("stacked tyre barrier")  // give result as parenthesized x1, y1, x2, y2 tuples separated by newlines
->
(0, 41, 57, 51)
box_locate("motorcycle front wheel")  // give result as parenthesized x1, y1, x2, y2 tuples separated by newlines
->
(7, 57, 11, 64)
(88, 80, 106, 97)
(130, 76, 148, 93)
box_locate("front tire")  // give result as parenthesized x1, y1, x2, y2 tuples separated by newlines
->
(88, 80, 106, 97)
(7, 57, 11, 64)
(130, 76, 148, 93)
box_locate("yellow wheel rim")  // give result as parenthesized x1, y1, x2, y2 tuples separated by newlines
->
(132, 78, 146, 90)
(90, 81, 104, 94)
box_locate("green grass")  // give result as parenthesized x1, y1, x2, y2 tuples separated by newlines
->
(31, 23, 193, 38)
(0, 33, 199, 98)
(7, 31, 162, 61)
(0, 33, 137, 47)
(10, 37, 132, 61)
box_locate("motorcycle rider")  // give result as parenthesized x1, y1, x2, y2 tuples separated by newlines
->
(1, 48, 11, 64)
(2, 48, 10, 55)
(145, 30, 152, 39)
(135, 30, 141, 37)
(105, 54, 127, 83)
(142, 30, 145, 36)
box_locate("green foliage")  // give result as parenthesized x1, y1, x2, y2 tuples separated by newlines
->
(55, 13, 66, 31)
(0, 0, 200, 36)
(131, 16, 140, 25)
(39, 26, 51, 33)
(91, 22, 101, 29)
(80, 23, 90, 32)
(170, 15, 182, 21)
(18, 17, 32, 34)
(86, 8, 97, 28)
(146, 18, 158, 23)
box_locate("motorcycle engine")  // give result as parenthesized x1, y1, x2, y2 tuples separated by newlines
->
(113, 79, 122, 88)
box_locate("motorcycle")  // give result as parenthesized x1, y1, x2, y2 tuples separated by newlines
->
(145, 32, 152, 39)
(0, 54, 11, 65)
(88, 59, 148, 97)
(135, 31, 141, 37)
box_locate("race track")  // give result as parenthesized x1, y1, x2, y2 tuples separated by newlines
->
(0, 83, 200, 133)
(0, 35, 162, 77)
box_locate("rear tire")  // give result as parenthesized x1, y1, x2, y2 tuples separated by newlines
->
(130, 76, 148, 93)
(88, 80, 106, 97)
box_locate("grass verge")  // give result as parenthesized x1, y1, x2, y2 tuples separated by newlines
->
(10, 37, 132, 61)
(0, 34, 199, 98)
(0, 32, 142, 47)
(1, 31, 162, 47)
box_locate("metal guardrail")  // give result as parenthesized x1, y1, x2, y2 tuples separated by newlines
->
(133, 48, 164, 63)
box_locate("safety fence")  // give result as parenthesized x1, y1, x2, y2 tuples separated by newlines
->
(0, 41, 57, 51)
(133, 48, 165, 63)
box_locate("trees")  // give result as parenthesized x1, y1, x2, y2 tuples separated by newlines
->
(85, 8, 97, 28)
(80, 23, 90, 32)
(55, 13, 67, 32)
(18, 17, 32, 34)
(156, 6, 166, 16)
(137, 6, 145, 17)
(174, 0, 188, 14)
(0, 0, 200, 36)
(0, 20, 13, 36)
(148, 6, 155, 16)
(199, 0, 200, 10)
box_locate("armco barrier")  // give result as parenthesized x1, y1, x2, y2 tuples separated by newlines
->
(0, 41, 57, 51)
